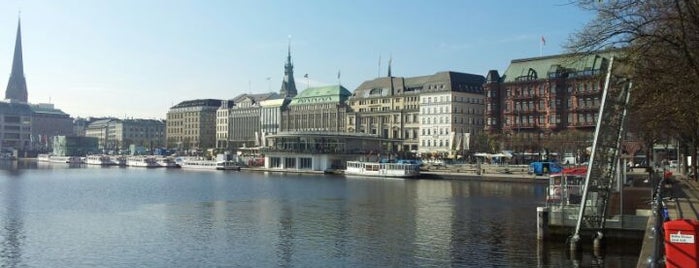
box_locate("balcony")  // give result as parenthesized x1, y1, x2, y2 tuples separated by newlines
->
(573, 106, 600, 112)
(511, 94, 539, 100)
(573, 89, 601, 97)
(504, 109, 540, 115)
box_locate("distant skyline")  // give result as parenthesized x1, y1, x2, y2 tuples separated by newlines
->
(1, 0, 594, 119)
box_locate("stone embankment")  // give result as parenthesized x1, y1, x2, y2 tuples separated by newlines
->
(244, 163, 551, 182)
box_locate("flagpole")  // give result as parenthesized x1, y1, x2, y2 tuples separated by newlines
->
(540, 42, 543, 57)
(540, 36, 545, 57)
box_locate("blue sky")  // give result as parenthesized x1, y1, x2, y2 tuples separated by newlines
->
(0, 0, 594, 119)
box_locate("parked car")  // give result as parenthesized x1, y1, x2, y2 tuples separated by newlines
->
(528, 161, 563, 176)
(669, 160, 678, 168)
(431, 160, 445, 167)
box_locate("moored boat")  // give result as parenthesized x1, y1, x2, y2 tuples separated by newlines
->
(37, 154, 51, 162)
(156, 157, 180, 168)
(345, 161, 420, 178)
(546, 166, 587, 204)
(176, 158, 241, 171)
(112, 155, 127, 166)
(85, 155, 114, 166)
(38, 154, 83, 164)
(126, 156, 160, 168)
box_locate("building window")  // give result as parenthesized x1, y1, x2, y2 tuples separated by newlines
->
(284, 157, 296, 168)
(299, 158, 312, 169)
(270, 157, 281, 168)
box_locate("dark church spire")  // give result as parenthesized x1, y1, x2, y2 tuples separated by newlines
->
(279, 37, 297, 98)
(5, 18, 28, 102)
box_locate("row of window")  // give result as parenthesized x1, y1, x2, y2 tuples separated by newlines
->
(421, 96, 483, 104)
(168, 110, 212, 119)
(268, 157, 313, 169)
(354, 97, 422, 106)
(421, 127, 451, 136)
(2, 116, 22, 123)
(0, 133, 29, 139)
(421, 106, 483, 115)
(506, 97, 601, 112)
(421, 140, 450, 148)
(289, 103, 339, 110)
(502, 112, 599, 125)
(505, 82, 601, 98)
(421, 116, 484, 125)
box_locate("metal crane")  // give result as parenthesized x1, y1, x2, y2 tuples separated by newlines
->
(570, 56, 633, 249)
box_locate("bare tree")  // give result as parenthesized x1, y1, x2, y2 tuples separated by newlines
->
(568, 0, 699, 178)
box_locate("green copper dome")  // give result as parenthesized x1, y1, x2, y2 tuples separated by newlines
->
(289, 85, 351, 106)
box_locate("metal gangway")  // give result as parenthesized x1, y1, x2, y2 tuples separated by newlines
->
(570, 56, 633, 249)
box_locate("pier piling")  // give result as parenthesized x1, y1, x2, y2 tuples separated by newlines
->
(537, 206, 549, 240)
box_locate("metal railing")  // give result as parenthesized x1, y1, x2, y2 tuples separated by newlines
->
(647, 170, 667, 267)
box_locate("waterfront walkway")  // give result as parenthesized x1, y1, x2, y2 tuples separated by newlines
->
(637, 174, 699, 267)
(665, 175, 699, 220)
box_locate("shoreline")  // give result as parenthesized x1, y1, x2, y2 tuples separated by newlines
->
(241, 166, 551, 183)
(14, 157, 555, 183)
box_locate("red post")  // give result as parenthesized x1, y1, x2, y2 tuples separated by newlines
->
(664, 219, 699, 268)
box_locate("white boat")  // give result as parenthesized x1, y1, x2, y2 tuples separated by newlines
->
(37, 154, 51, 162)
(345, 161, 420, 178)
(126, 156, 160, 168)
(85, 155, 114, 166)
(156, 157, 180, 168)
(59, 156, 84, 164)
(38, 154, 83, 164)
(112, 155, 127, 166)
(176, 158, 241, 171)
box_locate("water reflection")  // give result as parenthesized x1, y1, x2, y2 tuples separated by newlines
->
(0, 165, 640, 267)
(276, 204, 294, 267)
(0, 160, 21, 176)
(0, 173, 24, 267)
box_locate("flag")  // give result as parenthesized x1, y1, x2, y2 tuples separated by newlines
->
(541, 36, 546, 46)
(304, 73, 308, 78)
(337, 70, 341, 79)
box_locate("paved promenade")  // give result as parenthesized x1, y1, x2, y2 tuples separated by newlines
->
(665, 175, 699, 220)
(637, 173, 699, 267)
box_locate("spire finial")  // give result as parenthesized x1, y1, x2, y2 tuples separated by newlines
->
(388, 55, 392, 77)
(279, 35, 297, 98)
(5, 15, 28, 102)
(287, 35, 291, 59)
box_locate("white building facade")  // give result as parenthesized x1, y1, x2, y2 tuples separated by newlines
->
(216, 100, 231, 149)
(417, 72, 485, 158)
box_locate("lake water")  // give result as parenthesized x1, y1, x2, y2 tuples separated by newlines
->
(0, 160, 639, 267)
